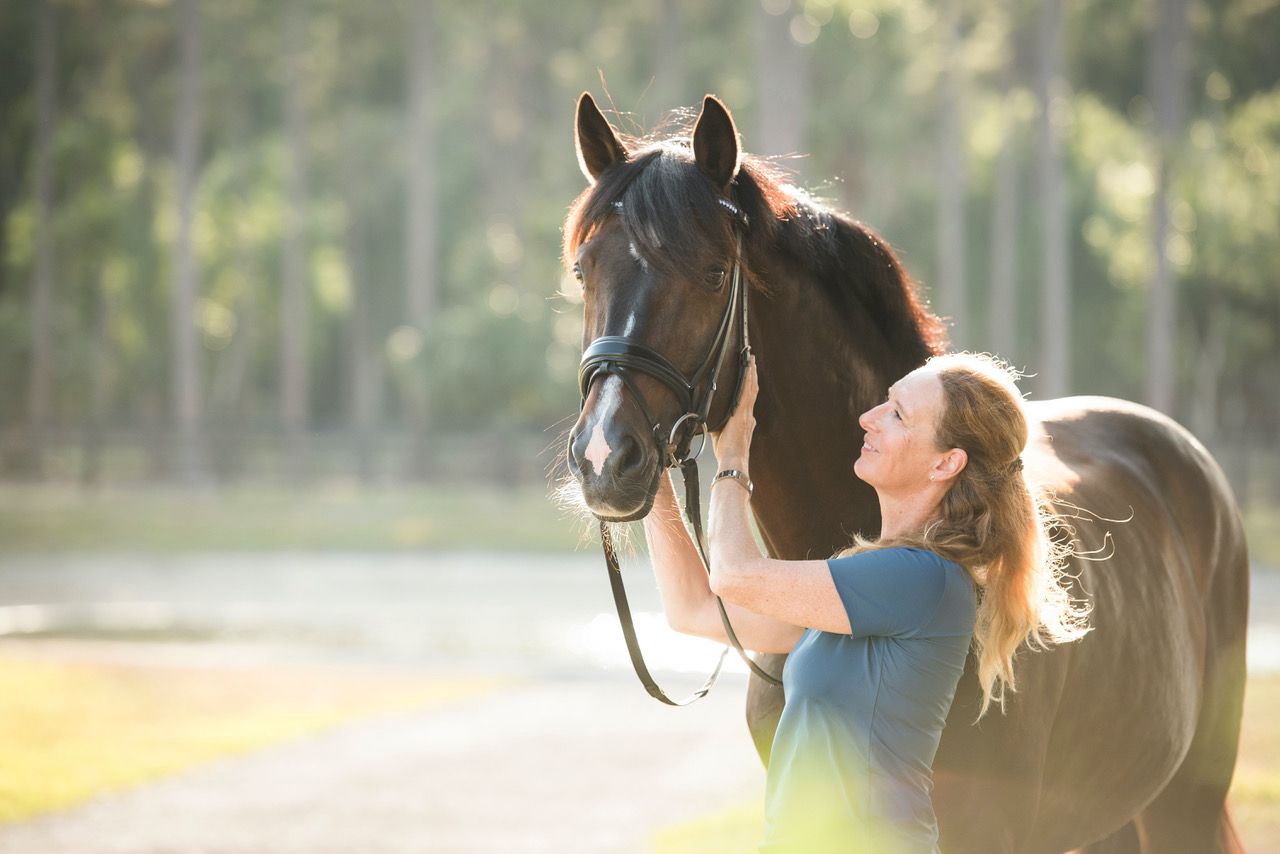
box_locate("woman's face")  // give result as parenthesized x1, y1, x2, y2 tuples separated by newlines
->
(855, 367, 947, 494)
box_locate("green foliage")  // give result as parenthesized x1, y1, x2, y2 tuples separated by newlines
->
(0, 0, 1276, 484)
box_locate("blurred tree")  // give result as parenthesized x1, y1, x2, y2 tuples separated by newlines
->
(0, 0, 1275, 488)
(1145, 0, 1190, 415)
(936, 0, 967, 344)
(651, 0, 687, 110)
(403, 0, 438, 480)
(753, 0, 808, 158)
(171, 0, 207, 483)
(23, 0, 57, 478)
(988, 60, 1022, 364)
(80, 265, 108, 487)
(1036, 0, 1071, 397)
(279, 0, 311, 481)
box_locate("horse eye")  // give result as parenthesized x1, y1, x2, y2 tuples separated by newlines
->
(572, 263, 585, 285)
(706, 268, 727, 291)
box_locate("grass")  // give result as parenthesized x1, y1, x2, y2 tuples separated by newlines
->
(0, 482, 1275, 566)
(640, 798, 765, 853)
(641, 675, 1280, 853)
(0, 481, 585, 553)
(1233, 675, 1280, 851)
(0, 652, 503, 824)
(1244, 504, 1280, 569)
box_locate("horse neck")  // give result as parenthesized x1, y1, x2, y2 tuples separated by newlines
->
(745, 254, 931, 560)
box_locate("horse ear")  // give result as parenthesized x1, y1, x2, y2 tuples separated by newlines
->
(575, 92, 627, 184)
(692, 95, 740, 192)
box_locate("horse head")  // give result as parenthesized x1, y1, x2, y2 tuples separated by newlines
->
(565, 93, 751, 522)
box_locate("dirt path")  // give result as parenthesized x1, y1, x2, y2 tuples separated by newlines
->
(0, 553, 1273, 853)
(0, 672, 764, 854)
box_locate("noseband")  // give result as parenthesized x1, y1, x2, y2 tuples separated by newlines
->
(575, 196, 782, 704)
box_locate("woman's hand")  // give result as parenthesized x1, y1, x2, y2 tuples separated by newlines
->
(711, 356, 758, 472)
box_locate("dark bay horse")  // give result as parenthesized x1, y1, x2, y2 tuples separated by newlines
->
(562, 93, 1250, 854)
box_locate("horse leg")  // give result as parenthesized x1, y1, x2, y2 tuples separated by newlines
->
(1130, 730, 1246, 854)
(1132, 778, 1244, 854)
(744, 654, 787, 766)
(1132, 564, 1249, 854)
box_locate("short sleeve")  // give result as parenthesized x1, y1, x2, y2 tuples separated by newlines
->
(825, 547, 949, 639)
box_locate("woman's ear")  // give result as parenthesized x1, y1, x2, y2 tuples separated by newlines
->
(932, 449, 968, 483)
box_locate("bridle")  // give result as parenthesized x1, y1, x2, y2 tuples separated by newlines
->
(575, 196, 783, 705)
(578, 198, 752, 472)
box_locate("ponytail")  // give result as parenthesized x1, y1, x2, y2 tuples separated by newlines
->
(839, 353, 1090, 717)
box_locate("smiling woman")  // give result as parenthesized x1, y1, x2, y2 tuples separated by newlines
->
(559, 92, 1251, 854)
(643, 352, 1089, 853)
(840, 352, 1090, 717)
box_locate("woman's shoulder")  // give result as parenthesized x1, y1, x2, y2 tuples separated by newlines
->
(827, 546, 954, 590)
(826, 547, 973, 638)
(865, 546, 962, 574)
(835, 547, 973, 603)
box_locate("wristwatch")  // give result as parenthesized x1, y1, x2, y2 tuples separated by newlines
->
(712, 469, 753, 495)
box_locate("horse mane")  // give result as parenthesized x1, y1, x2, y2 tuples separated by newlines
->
(563, 132, 946, 363)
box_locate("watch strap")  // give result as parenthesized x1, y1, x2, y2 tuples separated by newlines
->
(712, 469, 753, 495)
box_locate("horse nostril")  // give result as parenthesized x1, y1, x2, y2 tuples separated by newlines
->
(611, 432, 645, 479)
(568, 429, 590, 473)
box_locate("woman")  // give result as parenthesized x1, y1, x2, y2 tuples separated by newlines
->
(643, 352, 1090, 854)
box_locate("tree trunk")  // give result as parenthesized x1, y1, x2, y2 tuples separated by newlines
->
(280, 0, 310, 481)
(172, 0, 206, 482)
(1145, 0, 1189, 415)
(988, 61, 1020, 363)
(346, 186, 378, 484)
(1036, 0, 1070, 398)
(1190, 301, 1226, 443)
(651, 0, 686, 114)
(207, 208, 258, 480)
(402, 0, 437, 480)
(80, 266, 108, 488)
(753, 3, 808, 159)
(208, 63, 258, 482)
(936, 0, 966, 346)
(25, 0, 57, 479)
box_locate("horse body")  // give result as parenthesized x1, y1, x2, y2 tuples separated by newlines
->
(1018, 398, 1249, 853)
(564, 93, 1249, 854)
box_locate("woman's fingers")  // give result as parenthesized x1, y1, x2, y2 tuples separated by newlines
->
(712, 358, 758, 466)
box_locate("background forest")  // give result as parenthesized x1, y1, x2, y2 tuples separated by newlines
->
(1, 0, 1278, 513)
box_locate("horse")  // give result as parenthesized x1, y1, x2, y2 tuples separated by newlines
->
(561, 92, 1250, 854)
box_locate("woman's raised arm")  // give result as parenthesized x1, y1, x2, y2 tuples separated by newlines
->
(643, 473, 806, 654)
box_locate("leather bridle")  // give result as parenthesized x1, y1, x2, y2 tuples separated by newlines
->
(577, 199, 752, 468)
(575, 196, 783, 705)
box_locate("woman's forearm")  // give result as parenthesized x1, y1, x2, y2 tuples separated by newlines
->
(706, 475, 767, 601)
(704, 474, 848, 637)
(642, 474, 721, 639)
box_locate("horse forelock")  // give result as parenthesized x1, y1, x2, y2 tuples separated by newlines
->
(565, 144, 742, 282)
(562, 132, 945, 361)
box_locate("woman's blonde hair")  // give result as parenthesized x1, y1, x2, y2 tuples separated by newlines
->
(840, 352, 1091, 717)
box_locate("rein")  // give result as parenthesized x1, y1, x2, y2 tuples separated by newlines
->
(577, 197, 783, 705)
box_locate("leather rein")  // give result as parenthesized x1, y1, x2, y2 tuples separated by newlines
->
(576, 197, 783, 705)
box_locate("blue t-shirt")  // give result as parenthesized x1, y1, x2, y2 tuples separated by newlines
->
(760, 547, 976, 854)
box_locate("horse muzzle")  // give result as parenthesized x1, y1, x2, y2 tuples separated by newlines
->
(567, 413, 663, 523)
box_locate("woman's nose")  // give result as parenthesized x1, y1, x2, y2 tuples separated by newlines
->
(858, 404, 879, 431)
